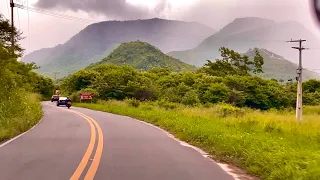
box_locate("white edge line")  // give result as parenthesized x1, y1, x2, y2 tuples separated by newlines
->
(0, 105, 44, 148)
(128, 117, 241, 180)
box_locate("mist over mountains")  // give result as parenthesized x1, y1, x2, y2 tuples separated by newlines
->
(23, 18, 214, 78)
(168, 17, 320, 71)
(22, 17, 320, 79)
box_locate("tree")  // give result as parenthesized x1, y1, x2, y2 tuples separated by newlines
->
(199, 47, 264, 77)
(202, 83, 231, 104)
(182, 90, 200, 106)
(0, 15, 24, 57)
(303, 79, 320, 93)
(279, 79, 284, 85)
(252, 48, 264, 74)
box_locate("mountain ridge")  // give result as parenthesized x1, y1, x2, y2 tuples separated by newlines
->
(23, 18, 215, 78)
(168, 17, 320, 70)
(245, 48, 320, 80)
(92, 41, 196, 72)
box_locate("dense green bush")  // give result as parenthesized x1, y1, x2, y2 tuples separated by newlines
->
(182, 90, 200, 106)
(202, 83, 231, 104)
(125, 98, 140, 107)
(156, 99, 179, 110)
(215, 103, 243, 117)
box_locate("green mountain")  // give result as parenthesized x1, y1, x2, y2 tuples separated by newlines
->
(22, 18, 214, 78)
(245, 48, 320, 80)
(92, 41, 197, 72)
(168, 17, 320, 72)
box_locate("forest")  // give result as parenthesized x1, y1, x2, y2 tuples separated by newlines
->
(60, 46, 320, 110)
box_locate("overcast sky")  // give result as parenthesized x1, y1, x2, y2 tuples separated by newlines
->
(0, 0, 319, 54)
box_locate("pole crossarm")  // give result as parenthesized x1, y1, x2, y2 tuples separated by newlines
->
(287, 39, 308, 122)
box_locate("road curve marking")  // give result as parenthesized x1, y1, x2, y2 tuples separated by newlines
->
(70, 112, 97, 180)
(80, 113, 104, 180)
(47, 102, 104, 179)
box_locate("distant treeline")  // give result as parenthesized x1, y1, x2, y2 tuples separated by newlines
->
(60, 47, 320, 110)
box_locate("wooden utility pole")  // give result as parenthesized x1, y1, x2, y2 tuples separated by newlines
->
(53, 72, 59, 81)
(10, 0, 15, 56)
(287, 39, 307, 122)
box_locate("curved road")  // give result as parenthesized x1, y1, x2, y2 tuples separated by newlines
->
(0, 102, 234, 180)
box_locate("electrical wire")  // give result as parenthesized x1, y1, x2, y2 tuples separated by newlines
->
(16, 7, 20, 29)
(5, 0, 10, 19)
(14, 4, 290, 42)
(16, 4, 96, 23)
(26, 0, 30, 52)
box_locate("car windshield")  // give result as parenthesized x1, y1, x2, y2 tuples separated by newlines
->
(59, 97, 67, 100)
(53, 95, 59, 98)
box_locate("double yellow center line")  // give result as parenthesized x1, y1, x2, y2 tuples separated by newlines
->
(69, 111, 104, 180)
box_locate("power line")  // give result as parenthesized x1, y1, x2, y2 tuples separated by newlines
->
(26, 0, 30, 52)
(16, 7, 20, 29)
(5, 0, 10, 19)
(10, 0, 14, 56)
(13, 4, 291, 42)
(16, 4, 96, 23)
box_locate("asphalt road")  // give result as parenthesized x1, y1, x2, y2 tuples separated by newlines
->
(0, 102, 234, 180)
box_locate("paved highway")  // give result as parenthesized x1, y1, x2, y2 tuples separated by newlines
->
(0, 102, 234, 180)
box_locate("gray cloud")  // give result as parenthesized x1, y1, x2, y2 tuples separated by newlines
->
(176, 0, 316, 31)
(35, 0, 170, 19)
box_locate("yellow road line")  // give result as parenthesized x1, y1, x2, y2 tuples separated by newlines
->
(70, 112, 97, 180)
(48, 102, 104, 179)
(80, 113, 104, 180)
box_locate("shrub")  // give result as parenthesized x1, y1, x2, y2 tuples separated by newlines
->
(202, 83, 231, 104)
(182, 90, 200, 106)
(215, 103, 243, 117)
(125, 98, 140, 107)
(303, 92, 320, 106)
(157, 99, 179, 110)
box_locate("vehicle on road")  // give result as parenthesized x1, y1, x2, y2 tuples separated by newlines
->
(57, 97, 68, 106)
(51, 95, 59, 102)
(66, 101, 71, 109)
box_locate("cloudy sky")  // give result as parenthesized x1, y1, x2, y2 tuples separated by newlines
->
(0, 0, 319, 54)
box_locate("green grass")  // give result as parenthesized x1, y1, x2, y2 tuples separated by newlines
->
(0, 92, 43, 142)
(304, 106, 320, 115)
(75, 100, 320, 180)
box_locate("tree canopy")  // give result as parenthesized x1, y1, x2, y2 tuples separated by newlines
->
(92, 41, 197, 72)
(199, 47, 264, 76)
(59, 45, 320, 110)
(0, 14, 54, 99)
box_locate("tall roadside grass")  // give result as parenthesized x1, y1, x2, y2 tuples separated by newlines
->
(304, 105, 320, 115)
(75, 100, 320, 180)
(0, 90, 43, 142)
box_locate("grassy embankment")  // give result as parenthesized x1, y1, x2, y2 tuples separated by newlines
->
(75, 100, 320, 180)
(0, 92, 43, 142)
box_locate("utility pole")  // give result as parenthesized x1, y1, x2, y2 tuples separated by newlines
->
(53, 72, 59, 81)
(10, 0, 15, 56)
(287, 39, 307, 122)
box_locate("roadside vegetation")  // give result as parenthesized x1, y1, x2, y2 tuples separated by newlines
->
(60, 43, 320, 179)
(0, 15, 54, 142)
(76, 100, 320, 180)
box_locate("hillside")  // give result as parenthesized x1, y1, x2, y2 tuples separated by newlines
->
(245, 48, 320, 80)
(23, 18, 214, 78)
(168, 17, 320, 71)
(92, 41, 196, 72)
